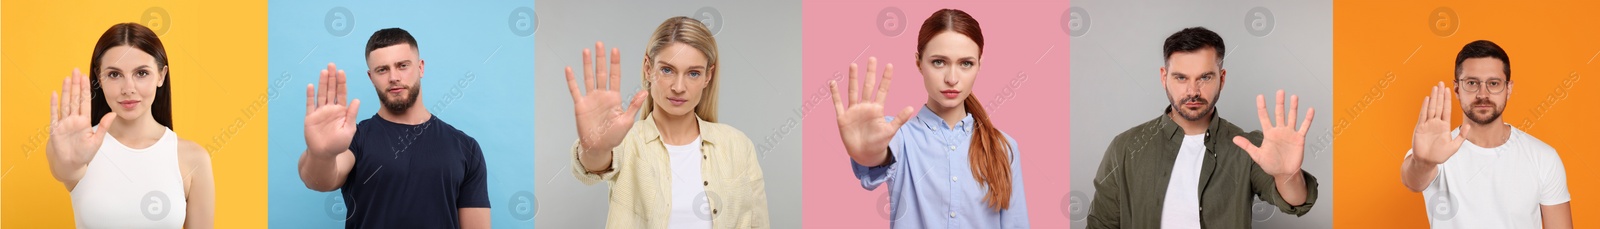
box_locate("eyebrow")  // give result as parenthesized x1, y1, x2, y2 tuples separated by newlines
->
(1169, 71, 1217, 78)
(655, 61, 704, 70)
(103, 65, 153, 71)
(927, 54, 978, 61)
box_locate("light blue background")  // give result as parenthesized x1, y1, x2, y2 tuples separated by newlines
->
(267, 1, 537, 228)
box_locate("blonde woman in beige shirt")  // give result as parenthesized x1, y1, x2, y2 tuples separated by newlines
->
(564, 16, 771, 229)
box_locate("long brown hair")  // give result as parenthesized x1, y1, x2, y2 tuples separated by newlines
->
(90, 23, 173, 129)
(639, 16, 720, 122)
(917, 9, 1013, 211)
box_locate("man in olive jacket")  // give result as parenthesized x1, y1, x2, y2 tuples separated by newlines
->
(1086, 27, 1319, 228)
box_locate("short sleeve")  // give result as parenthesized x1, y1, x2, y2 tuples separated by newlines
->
(458, 137, 491, 208)
(1537, 146, 1571, 206)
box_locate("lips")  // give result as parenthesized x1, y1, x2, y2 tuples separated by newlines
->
(940, 89, 961, 99)
(118, 100, 140, 109)
(667, 97, 688, 105)
(387, 87, 406, 93)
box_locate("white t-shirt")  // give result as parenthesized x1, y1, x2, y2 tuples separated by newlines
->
(1161, 133, 1207, 229)
(666, 137, 712, 229)
(1410, 125, 1569, 228)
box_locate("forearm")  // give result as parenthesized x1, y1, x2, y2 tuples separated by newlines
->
(1273, 170, 1307, 206)
(459, 207, 490, 229)
(577, 144, 614, 172)
(1541, 203, 1573, 229)
(297, 150, 344, 191)
(1399, 154, 1438, 192)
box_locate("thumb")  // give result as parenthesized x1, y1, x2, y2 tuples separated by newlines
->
(888, 106, 915, 128)
(346, 99, 362, 125)
(94, 113, 117, 137)
(626, 90, 649, 117)
(1232, 136, 1260, 155)
(1452, 124, 1471, 145)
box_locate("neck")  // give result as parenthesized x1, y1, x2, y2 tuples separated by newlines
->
(926, 99, 967, 129)
(377, 101, 432, 125)
(1462, 117, 1511, 148)
(650, 107, 701, 145)
(1168, 111, 1211, 135)
(107, 114, 167, 148)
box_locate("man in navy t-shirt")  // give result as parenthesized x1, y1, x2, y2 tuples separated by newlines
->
(297, 27, 491, 228)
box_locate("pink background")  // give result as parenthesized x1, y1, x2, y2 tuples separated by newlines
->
(799, 0, 1071, 227)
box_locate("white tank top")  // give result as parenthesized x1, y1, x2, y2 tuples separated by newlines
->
(70, 128, 186, 228)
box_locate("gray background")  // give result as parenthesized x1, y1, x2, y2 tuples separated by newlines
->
(532, 0, 802, 228)
(1068, 0, 1333, 228)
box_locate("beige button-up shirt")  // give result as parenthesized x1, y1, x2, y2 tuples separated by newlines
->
(572, 115, 770, 229)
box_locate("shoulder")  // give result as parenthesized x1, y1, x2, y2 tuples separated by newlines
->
(175, 138, 213, 168)
(704, 122, 754, 146)
(1510, 128, 1561, 161)
(1109, 116, 1163, 145)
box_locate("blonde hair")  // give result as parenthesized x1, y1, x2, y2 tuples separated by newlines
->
(639, 16, 720, 122)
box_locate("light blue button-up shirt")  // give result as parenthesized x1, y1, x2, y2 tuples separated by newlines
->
(852, 107, 1030, 228)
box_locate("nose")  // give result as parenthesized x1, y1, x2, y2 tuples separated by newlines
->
(943, 68, 957, 86)
(669, 74, 686, 93)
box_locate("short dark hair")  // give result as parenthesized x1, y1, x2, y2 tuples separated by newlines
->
(365, 28, 418, 59)
(1454, 40, 1510, 81)
(1163, 27, 1226, 67)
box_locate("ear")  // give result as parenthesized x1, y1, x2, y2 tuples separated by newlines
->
(1218, 68, 1227, 87)
(417, 59, 426, 78)
(157, 65, 170, 87)
(641, 54, 651, 82)
(706, 64, 716, 82)
(1159, 66, 1169, 85)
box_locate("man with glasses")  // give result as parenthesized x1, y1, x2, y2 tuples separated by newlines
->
(1400, 40, 1572, 228)
(1086, 27, 1319, 228)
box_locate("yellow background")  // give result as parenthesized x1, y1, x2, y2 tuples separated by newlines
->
(1334, 1, 1599, 227)
(2, 0, 267, 227)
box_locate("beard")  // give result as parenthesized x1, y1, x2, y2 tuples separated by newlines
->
(1464, 98, 1503, 125)
(1167, 92, 1217, 122)
(378, 83, 421, 113)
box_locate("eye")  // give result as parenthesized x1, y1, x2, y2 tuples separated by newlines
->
(960, 61, 974, 68)
(1174, 75, 1186, 81)
(396, 63, 409, 70)
(688, 70, 701, 78)
(135, 70, 150, 78)
(931, 59, 945, 67)
(660, 67, 673, 75)
(1465, 80, 1479, 86)
(1488, 81, 1502, 86)
(1198, 75, 1212, 81)
(106, 71, 122, 79)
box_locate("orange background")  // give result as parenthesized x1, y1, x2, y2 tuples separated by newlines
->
(2, 0, 268, 227)
(1334, 1, 1599, 227)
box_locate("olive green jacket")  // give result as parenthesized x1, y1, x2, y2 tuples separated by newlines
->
(1086, 110, 1318, 229)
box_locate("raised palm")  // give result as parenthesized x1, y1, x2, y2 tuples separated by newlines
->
(567, 42, 648, 151)
(1411, 82, 1468, 165)
(830, 57, 915, 162)
(47, 69, 116, 164)
(305, 63, 361, 157)
(1232, 90, 1315, 177)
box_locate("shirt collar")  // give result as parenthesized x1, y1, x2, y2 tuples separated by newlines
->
(914, 106, 975, 133)
(1158, 106, 1224, 145)
(638, 114, 721, 147)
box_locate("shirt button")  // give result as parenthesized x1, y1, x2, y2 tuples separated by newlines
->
(703, 181, 708, 186)
(949, 145, 957, 151)
(951, 176, 958, 182)
(949, 212, 956, 218)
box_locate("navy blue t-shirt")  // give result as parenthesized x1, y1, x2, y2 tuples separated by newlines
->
(340, 114, 490, 228)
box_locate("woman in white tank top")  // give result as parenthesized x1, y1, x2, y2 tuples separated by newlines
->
(44, 23, 214, 228)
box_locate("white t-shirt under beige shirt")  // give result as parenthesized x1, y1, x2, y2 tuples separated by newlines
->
(1409, 124, 1569, 228)
(666, 137, 712, 229)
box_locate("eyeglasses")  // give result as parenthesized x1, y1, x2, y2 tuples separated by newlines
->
(1455, 79, 1508, 94)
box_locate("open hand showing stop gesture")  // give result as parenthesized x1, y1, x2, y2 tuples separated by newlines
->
(304, 63, 361, 158)
(567, 41, 648, 154)
(1411, 82, 1469, 165)
(1232, 90, 1315, 178)
(47, 69, 117, 170)
(829, 57, 915, 166)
